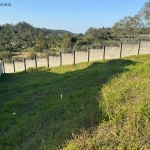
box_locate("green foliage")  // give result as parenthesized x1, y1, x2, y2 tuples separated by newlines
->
(0, 51, 12, 61)
(139, 0, 150, 25)
(111, 15, 144, 42)
(26, 66, 50, 72)
(84, 27, 113, 46)
(27, 52, 37, 59)
(64, 55, 150, 149)
(0, 22, 72, 57)
(61, 33, 74, 52)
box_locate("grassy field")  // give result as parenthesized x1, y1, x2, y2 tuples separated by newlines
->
(0, 55, 150, 150)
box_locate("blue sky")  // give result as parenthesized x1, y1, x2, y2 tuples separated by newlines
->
(0, 0, 148, 33)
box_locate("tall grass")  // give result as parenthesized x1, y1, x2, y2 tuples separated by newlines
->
(64, 55, 150, 150)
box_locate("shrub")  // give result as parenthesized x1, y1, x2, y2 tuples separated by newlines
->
(0, 51, 12, 61)
(27, 52, 37, 59)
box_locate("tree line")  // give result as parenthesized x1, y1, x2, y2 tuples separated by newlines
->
(0, 0, 150, 61)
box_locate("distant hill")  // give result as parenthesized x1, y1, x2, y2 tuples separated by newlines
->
(0, 21, 72, 36)
(40, 27, 72, 35)
(0, 21, 73, 53)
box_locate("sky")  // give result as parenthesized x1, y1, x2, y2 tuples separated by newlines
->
(0, 0, 148, 33)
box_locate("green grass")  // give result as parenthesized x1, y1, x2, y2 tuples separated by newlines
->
(0, 55, 150, 150)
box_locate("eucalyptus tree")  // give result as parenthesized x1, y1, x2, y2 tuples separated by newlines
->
(137, 0, 150, 40)
(111, 15, 144, 43)
(139, 0, 150, 26)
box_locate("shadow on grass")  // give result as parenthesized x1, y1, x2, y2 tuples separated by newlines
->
(0, 59, 135, 149)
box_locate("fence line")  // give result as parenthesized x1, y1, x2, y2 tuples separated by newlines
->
(0, 60, 2, 76)
(1, 41, 150, 73)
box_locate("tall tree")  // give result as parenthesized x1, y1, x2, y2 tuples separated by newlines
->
(139, 0, 150, 26)
(61, 33, 73, 51)
(111, 15, 144, 42)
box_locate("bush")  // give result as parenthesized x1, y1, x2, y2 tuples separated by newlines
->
(0, 51, 12, 61)
(27, 52, 37, 59)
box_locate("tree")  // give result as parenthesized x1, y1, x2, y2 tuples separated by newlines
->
(84, 27, 97, 39)
(84, 27, 113, 46)
(33, 31, 49, 52)
(139, 0, 150, 26)
(0, 21, 73, 58)
(111, 15, 143, 42)
(0, 51, 12, 60)
(61, 33, 73, 51)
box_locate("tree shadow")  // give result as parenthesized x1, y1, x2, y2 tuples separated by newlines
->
(0, 59, 135, 149)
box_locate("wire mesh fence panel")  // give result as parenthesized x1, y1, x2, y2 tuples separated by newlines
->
(120, 38, 139, 44)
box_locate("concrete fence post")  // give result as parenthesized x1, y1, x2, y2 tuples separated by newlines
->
(47, 56, 50, 67)
(1, 41, 150, 73)
(2, 62, 5, 73)
(103, 46, 106, 60)
(120, 43, 123, 58)
(35, 56, 37, 67)
(73, 50, 75, 64)
(87, 47, 90, 62)
(60, 53, 62, 66)
(13, 61, 15, 72)
(24, 59, 26, 70)
(0, 60, 2, 76)
(138, 40, 141, 55)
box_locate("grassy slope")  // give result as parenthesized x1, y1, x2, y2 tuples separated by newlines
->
(0, 55, 150, 150)
(64, 55, 150, 150)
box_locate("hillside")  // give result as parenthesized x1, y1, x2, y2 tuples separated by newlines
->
(0, 22, 72, 53)
(0, 55, 150, 149)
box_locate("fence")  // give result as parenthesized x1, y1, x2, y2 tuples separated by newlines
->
(0, 60, 2, 76)
(1, 41, 150, 73)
